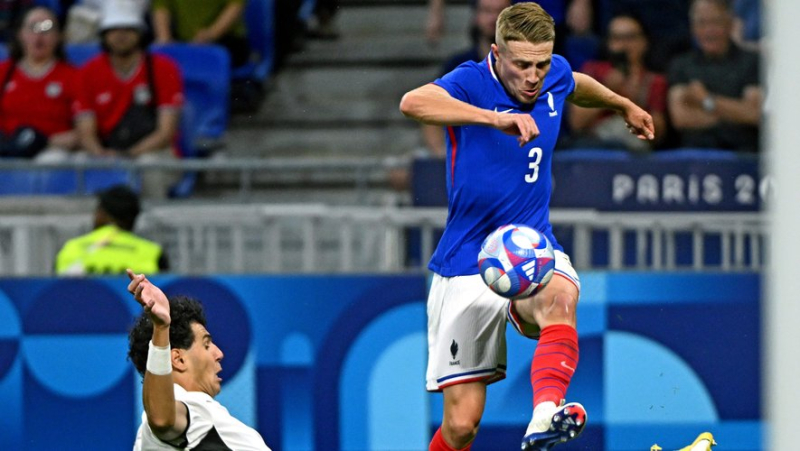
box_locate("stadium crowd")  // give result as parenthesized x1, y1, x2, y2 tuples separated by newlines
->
(0, 0, 764, 199)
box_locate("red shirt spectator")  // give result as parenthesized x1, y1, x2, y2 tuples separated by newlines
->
(0, 60, 76, 136)
(73, 52, 183, 144)
(579, 60, 667, 125)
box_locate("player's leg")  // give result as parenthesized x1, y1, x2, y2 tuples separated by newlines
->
(430, 381, 486, 450)
(508, 251, 584, 447)
(426, 274, 509, 450)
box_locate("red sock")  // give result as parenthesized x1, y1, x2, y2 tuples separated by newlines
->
(530, 324, 579, 407)
(429, 427, 471, 451)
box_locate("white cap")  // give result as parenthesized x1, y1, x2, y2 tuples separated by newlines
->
(99, 0, 147, 32)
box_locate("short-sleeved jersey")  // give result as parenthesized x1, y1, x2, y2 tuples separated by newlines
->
(134, 384, 271, 450)
(429, 52, 575, 277)
(72, 52, 183, 141)
(0, 60, 76, 136)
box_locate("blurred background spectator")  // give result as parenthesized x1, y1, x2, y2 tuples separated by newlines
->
(72, 0, 183, 198)
(0, 0, 34, 42)
(55, 184, 169, 275)
(151, 0, 248, 68)
(667, 0, 761, 153)
(0, 5, 78, 159)
(63, 0, 150, 43)
(306, 0, 340, 40)
(567, 13, 667, 152)
(426, 0, 598, 61)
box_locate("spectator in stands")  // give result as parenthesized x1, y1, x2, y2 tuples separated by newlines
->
(426, 0, 596, 52)
(306, 0, 339, 40)
(422, 0, 511, 157)
(603, 0, 693, 72)
(568, 13, 667, 152)
(0, 6, 79, 159)
(151, 0, 249, 68)
(667, 0, 761, 153)
(63, 0, 150, 44)
(55, 184, 169, 275)
(0, 0, 33, 42)
(73, 0, 183, 198)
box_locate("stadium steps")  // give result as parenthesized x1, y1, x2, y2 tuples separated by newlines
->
(225, 2, 472, 160)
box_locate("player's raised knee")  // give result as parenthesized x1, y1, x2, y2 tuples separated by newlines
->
(444, 416, 481, 446)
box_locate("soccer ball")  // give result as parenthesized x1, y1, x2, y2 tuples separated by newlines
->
(478, 224, 556, 299)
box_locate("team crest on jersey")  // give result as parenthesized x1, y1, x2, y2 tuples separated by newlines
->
(45, 82, 62, 98)
(547, 92, 558, 117)
(134, 85, 152, 104)
(97, 91, 112, 105)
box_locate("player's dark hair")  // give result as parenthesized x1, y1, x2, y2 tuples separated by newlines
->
(127, 295, 208, 377)
(8, 6, 66, 61)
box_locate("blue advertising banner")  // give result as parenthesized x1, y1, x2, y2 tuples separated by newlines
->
(0, 273, 761, 450)
(411, 150, 767, 211)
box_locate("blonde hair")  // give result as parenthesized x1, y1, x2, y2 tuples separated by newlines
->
(495, 2, 555, 46)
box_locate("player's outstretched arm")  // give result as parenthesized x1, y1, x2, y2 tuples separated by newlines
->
(569, 72, 655, 141)
(127, 269, 189, 442)
(400, 84, 540, 145)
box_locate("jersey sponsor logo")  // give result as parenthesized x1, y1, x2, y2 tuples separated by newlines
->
(45, 82, 62, 98)
(547, 92, 558, 117)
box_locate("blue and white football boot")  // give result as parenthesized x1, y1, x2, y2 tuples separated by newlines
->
(520, 402, 587, 450)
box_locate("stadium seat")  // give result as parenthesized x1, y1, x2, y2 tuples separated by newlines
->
(0, 170, 41, 195)
(0, 44, 7, 61)
(232, 0, 275, 82)
(153, 43, 231, 145)
(564, 35, 600, 72)
(34, 0, 61, 15)
(65, 43, 101, 67)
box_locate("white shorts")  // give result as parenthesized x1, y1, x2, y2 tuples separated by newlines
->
(426, 250, 580, 392)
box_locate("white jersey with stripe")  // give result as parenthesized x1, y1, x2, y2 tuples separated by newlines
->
(133, 384, 270, 451)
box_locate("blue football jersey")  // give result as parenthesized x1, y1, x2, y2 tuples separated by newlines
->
(429, 51, 575, 276)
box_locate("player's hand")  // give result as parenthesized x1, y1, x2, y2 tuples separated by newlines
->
(494, 112, 540, 146)
(127, 269, 171, 327)
(621, 103, 655, 141)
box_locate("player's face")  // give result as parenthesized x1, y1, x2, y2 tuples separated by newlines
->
(607, 17, 647, 65)
(19, 9, 59, 63)
(183, 322, 225, 397)
(691, 0, 732, 57)
(104, 28, 141, 57)
(492, 40, 554, 104)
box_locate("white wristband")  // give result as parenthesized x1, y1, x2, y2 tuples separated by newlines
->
(147, 341, 172, 376)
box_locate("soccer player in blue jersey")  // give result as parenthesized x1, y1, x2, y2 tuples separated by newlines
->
(400, 3, 654, 450)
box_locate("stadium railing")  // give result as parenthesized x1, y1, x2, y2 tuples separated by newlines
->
(0, 203, 765, 276)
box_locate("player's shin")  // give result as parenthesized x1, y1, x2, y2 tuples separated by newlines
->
(528, 324, 579, 430)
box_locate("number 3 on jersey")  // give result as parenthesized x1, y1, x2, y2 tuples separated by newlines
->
(525, 147, 543, 183)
